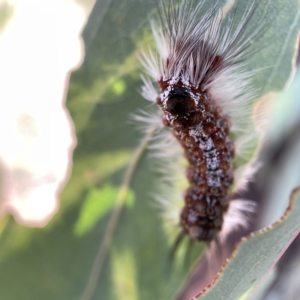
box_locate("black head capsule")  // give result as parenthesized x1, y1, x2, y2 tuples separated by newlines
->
(165, 86, 196, 116)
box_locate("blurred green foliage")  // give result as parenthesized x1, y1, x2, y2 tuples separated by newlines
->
(74, 184, 135, 236)
(0, 0, 299, 300)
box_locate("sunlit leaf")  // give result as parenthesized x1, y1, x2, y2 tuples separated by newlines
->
(0, 1, 299, 300)
(197, 188, 300, 300)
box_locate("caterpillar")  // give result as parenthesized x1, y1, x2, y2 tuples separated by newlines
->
(138, 0, 270, 243)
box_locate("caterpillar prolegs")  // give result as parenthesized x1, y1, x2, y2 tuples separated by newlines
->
(139, 0, 269, 243)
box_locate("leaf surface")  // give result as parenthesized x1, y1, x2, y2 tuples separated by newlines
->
(197, 188, 300, 300)
(0, 1, 299, 300)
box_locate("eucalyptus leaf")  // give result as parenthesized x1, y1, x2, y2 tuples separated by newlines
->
(0, 1, 299, 300)
(197, 188, 300, 300)
(257, 71, 300, 228)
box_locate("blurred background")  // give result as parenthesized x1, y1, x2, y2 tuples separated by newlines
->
(0, 0, 299, 300)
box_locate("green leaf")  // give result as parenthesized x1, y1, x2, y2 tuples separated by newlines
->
(0, 1, 299, 300)
(256, 71, 300, 228)
(197, 188, 300, 300)
(74, 185, 135, 236)
(110, 247, 139, 300)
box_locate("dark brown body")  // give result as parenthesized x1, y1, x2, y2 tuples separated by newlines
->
(157, 81, 234, 241)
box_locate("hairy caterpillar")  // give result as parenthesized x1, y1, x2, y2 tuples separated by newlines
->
(138, 0, 271, 243)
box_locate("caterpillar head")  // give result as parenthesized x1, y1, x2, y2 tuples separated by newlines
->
(165, 86, 195, 115)
(159, 85, 204, 128)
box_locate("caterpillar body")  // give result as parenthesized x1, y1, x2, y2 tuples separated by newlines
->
(158, 83, 234, 241)
(139, 0, 267, 242)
